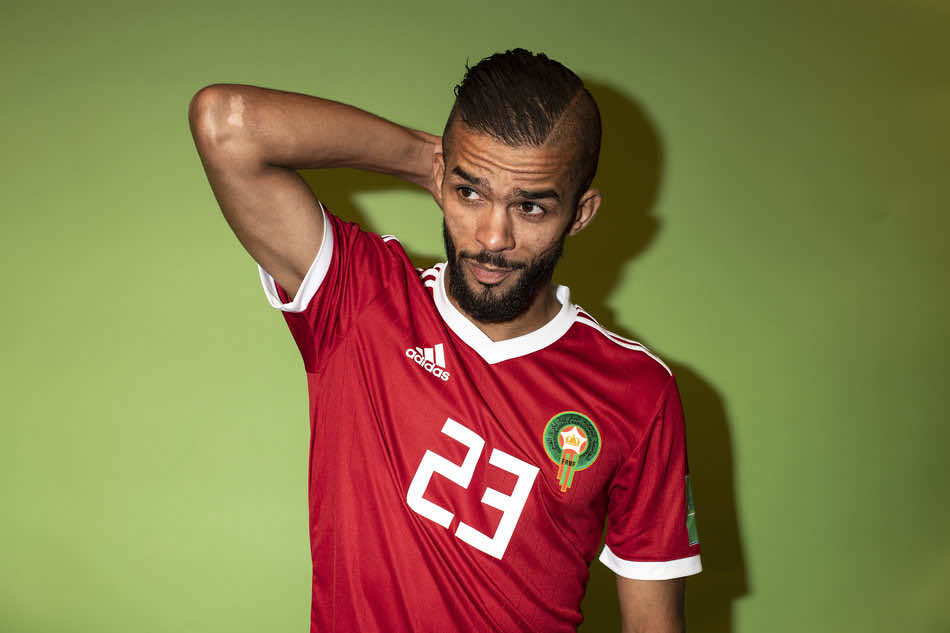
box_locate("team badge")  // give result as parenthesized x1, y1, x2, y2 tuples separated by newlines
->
(542, 412, 601, 492)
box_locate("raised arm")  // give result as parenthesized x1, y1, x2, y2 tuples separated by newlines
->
(188, 84, 441, 296)
(617, 576, 685, 633)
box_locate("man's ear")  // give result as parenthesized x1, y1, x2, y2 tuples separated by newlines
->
(568, 188, 602, 236)
(432, 151, 445, 208)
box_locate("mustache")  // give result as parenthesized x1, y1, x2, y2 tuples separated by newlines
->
(459, 251, 528, 270)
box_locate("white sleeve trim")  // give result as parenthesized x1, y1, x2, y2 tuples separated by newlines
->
(258, 203, 334, 313)
(599, 545, 702, 580)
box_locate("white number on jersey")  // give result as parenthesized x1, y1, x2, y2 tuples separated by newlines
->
(406, 418, 540, 560)
(406, 418, 484, 528)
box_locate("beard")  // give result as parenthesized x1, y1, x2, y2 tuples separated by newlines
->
(442, 220, 565, 324)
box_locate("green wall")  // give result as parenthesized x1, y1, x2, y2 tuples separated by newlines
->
(2, 1, 947, 631)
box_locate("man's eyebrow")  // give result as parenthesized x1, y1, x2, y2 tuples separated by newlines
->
(451, 166, 484, 186)
(515, 188, 560, 201)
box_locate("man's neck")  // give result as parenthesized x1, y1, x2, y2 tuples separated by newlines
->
(442, 273, 563, 342)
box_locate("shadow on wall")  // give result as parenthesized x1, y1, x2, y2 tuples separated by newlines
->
(568, 80, 748, 633)
(300, 79, 747, 632)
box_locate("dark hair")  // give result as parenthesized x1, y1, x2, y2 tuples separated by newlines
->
(443, 49, 602, 200)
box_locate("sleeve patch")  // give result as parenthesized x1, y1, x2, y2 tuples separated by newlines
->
(686, 474, 699, 546)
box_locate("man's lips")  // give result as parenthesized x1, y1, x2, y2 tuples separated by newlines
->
(466, 259, 514, 285)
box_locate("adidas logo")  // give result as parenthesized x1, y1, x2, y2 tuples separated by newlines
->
(405, 343, 451, 382)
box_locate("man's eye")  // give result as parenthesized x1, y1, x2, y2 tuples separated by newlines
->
(457, 186, 480, 200)
(520, 201, 545, 215)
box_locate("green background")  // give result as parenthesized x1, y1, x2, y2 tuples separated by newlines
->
(2, 1, 948, 631)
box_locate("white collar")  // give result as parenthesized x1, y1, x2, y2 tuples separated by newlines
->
(431, 263, 578, 364)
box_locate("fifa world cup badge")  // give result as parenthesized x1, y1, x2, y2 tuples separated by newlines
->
(542, 412, 601, 492)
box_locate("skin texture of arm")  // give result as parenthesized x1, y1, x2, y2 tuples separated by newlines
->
(616, 576, 686, 633)
(188, 84, 441, 296)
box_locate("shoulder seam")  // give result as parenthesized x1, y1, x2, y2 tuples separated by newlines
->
(574, 315, 672, 376)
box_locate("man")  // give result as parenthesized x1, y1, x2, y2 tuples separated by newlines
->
(189, 49, 701, 633)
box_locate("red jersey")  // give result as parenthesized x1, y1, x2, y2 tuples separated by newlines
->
(258, 206, 701, 632)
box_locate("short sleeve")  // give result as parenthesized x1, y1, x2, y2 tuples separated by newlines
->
(599, 377, 702, 580)
(257, 202, 405, 372)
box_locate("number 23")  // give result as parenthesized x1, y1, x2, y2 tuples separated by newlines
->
(406, 418, 539, 560)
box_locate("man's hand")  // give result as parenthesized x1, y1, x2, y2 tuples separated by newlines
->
(408, 128, 443, 205)
(188, 84, 441, 297)
(616, 576, 685, 633)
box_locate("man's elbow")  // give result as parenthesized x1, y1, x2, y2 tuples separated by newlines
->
(188, 84, 250, 155)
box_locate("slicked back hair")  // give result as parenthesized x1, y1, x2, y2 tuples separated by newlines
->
(443, 49, 602, 203)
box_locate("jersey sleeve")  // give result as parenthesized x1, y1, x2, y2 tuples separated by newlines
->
(599, 377, 702, 580)
(257, 202, 404, 372)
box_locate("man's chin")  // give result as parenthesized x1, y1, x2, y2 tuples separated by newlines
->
(446, 265, 518, 322)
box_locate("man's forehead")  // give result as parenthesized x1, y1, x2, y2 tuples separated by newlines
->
(445, 121, 577, 185)
(452, 164, 561, 201)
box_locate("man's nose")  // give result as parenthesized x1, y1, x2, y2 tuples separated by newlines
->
(475, 205, 515, 252)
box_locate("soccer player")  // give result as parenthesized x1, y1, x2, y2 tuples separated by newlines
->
(189, 49, 701, 633)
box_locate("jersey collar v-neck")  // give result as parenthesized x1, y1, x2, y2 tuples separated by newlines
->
(430, 263, 579, 365)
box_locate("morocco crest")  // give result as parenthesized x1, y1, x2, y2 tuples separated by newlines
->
(542, 412, 601, 492)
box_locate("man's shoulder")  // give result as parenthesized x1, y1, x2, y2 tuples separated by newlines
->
(566, 307, 674, 386)
(554, 307, 680, 447)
